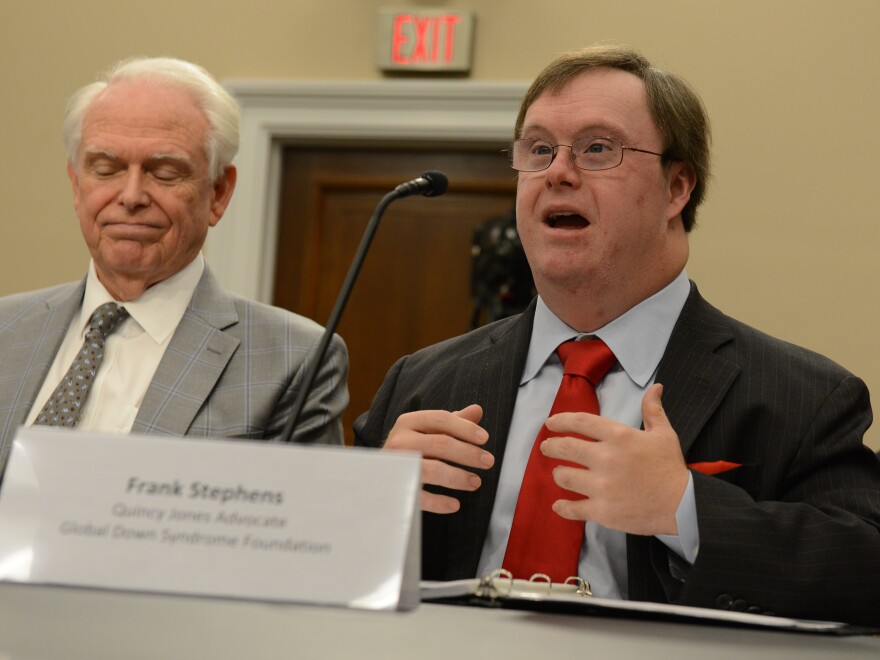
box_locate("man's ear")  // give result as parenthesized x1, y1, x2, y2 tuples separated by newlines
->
(665, 162, 697, 222)
(209, 165, 237, 227)
(67, 160, 81, 210)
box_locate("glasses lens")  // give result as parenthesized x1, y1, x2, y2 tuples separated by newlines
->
(511, 139, 552, 172)
(571, 137, 621, 170)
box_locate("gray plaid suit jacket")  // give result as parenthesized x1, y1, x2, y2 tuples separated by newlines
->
(0, 265, 348, 464)
(355, 282, 880, 626)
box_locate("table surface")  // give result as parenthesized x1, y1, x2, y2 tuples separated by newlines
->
(0, 583, 878, 660)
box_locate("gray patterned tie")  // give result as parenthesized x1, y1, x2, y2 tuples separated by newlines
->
(35, 302, 129, 428)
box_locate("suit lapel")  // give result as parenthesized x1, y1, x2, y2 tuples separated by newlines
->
(132, 268, 239, 436)
(442, 301, 536, 579)
(0, 282, 83, 450)
(655, 284, 740, 458)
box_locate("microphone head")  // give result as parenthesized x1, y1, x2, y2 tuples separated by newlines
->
(420, 170, 449, 197)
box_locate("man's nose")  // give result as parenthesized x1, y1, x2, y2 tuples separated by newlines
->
(118, 169, 150, 209)
(545, 144, 580, 187)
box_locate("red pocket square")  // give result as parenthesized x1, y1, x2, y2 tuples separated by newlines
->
(687, 460, 742, 476)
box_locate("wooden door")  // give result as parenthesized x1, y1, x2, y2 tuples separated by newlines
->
(273, 145, 517, 444)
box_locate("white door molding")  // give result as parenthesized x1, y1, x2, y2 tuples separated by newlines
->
(208, 80, 528, 303)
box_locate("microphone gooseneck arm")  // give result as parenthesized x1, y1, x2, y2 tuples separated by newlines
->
(277, 171, 449, 444)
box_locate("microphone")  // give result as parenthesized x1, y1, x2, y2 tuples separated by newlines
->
(393, 170, 448, 198)
(277, 171, 449, 444)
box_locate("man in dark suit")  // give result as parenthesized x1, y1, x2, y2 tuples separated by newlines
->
(355, 44, 880, 626)
(0, 57, 348, 462)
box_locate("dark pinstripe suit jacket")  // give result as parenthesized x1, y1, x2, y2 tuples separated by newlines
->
(355, 283, 880, 626)
(0, 265, 348, 466)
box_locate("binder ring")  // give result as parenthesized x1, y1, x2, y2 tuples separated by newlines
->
(564, 576, 593, 597)
(528, 573, 553, 594)
(481, 568, 514, 598)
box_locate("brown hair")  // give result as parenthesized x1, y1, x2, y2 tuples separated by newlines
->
(515, 44, 710, 232)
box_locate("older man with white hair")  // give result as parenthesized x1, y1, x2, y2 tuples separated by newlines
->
(0, 57, 348, 451)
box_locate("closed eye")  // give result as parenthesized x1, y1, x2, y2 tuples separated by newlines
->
(152, 168, 184, 182)
(85, 154, 123, 177)
(147, 156, 193, 183)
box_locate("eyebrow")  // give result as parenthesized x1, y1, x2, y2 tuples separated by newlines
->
(520, 122, 628, 141)
(82, 148, 119, 163)
(81, 149, 195, 169)
(149, 153, 194, 165)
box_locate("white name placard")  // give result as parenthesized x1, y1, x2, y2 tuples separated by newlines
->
(0, 427, 420, 610)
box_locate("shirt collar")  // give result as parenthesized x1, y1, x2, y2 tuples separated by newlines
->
(523, 270, 691, 388)
(80, 254, 205, 343)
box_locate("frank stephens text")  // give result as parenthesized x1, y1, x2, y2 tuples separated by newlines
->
(126, 477, 284, 505)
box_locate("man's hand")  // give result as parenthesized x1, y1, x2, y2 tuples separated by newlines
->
(383, 404, 495, 514)
(540, 384, 688, 536)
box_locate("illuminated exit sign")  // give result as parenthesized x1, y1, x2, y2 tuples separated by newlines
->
(377, 8, 475, 73)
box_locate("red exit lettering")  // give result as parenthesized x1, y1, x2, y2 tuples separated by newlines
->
(391, 14, 461, 65)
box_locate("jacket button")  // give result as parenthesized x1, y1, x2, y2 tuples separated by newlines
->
(731, 599, 748, 612)
(746, 606, 762, 614)
(715, 594, 733, 609)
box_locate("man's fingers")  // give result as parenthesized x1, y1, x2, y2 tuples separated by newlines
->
(551, 497, 592, 521)
(419, 459, 484, 515)
(422, 458, 482, 491)
(453, 403, 484, 425)
(422, 491, 462, 515)
(385, 408, 493, 469)
(389, 431, 494, 469)
(392, 408, 489, 447)
(381, 406, 494, 514)
(540, 386, 688, 534)
(551, 463, 592, 496)
(541, 434, 596, 466)
(545, 410, 611, 442)
(641, 383, 672, 434)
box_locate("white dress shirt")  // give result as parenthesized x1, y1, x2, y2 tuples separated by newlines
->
(26, 255, 204, 433)
(476, 270, 698, 598)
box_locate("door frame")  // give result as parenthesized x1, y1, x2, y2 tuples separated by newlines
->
(208, 79, 528, 303)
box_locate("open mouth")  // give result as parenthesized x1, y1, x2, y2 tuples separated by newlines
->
(546, 212, 589, 229)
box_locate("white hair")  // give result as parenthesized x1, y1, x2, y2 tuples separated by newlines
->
(62, 56, 239, 181)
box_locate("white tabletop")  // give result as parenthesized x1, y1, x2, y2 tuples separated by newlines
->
(1, 583, 878, 660)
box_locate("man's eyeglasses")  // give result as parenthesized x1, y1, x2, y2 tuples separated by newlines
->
(502, 136, 665, 172)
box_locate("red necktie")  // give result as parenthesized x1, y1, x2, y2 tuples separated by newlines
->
(502, 338, 616, 582)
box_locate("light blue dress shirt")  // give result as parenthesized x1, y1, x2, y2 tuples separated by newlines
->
(476, 270, 698, 598)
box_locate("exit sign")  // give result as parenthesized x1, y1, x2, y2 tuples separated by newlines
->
(377, 8, 475, 73)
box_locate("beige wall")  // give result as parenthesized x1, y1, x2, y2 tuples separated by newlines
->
(2, 0, 878, 450)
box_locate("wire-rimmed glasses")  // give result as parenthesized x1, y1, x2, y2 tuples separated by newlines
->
(502, 136, 664, 172)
